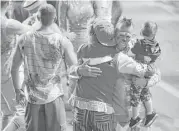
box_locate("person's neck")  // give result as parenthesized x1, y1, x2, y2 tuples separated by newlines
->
(36, 24, 54, 34)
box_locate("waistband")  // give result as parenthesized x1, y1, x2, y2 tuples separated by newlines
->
(69, 95, 114, 114)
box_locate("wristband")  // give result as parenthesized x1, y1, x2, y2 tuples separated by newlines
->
(76, 66, 82, 79)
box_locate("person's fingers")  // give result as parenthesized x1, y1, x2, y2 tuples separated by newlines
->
(88, 74, 98, 77)
(88, 66, 102, 72)
(90, 68, 102, 73)
(88, 72, 102, 77)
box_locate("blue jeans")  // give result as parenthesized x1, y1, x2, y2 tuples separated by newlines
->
(25, 97, 66, 131)
(73, 107, 117, 131)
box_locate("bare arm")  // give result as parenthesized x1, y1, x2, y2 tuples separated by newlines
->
(6, 19, 31, 35)
(115, 52, 154, 77)
(61, 36, 78, 76)
(11, 35, 24, 92)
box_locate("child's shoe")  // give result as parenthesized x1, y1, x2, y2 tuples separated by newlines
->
(144, 112, 158, 127)
(129, 117, 142, 128)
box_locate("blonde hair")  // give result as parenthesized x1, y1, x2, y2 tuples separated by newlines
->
(115, 17, 134, 35)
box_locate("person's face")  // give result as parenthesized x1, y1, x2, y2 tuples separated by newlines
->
(115, 26, 133, 51)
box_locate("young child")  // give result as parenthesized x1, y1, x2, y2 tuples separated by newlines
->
(129, 21, 161, 128)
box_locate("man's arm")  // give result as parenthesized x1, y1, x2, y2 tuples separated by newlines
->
(133, 69, 161, 88)
(115, 52, 155, 77)
(60, 36, 78, 77)
(11, 35, 24, 93)
(6, 19, 31, 35)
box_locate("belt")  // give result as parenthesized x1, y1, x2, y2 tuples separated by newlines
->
(69, 95, 114, 114)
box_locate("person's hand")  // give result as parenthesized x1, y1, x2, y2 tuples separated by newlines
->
(145, 64, 156, 78)
(15, 89, 26, 107)
(133, 77, 148, 88)
(77, 60, 102, 77)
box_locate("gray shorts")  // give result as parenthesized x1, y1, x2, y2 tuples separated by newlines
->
(25, 97, 66, 131)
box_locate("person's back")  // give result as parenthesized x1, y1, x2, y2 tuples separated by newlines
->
(19, 31, 65, 104)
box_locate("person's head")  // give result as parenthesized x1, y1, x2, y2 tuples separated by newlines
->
(141, 21, 158, 40)
(36, 4, 56, 27)
(114, 17, 134, 52)
(23, 0, 46, 15)
(88, 18, 116, 46)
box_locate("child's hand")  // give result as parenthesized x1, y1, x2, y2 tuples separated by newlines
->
(144, 56, 152, 63)
(145, 64, 156, 78)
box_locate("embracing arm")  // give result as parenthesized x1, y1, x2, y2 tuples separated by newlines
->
(115, 52, 155, 77)
(6, 19, 31, 35)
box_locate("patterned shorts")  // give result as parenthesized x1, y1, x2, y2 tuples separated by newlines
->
(73, 107, 117, 131)
(130, 84, 151, 107)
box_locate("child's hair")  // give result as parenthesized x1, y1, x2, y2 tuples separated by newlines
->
(37, 4, 56, 26)
(141, 21, 158, 37)
(115, 17, 134, 35)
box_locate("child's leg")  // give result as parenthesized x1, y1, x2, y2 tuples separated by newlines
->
(141, 88, 158, 126)
(140, 88, 153, 114)
(143, 98, 153, 115)
(132, 105, 140, 119)
(130, 85, 141, 119)
(129, 85, 142, 127)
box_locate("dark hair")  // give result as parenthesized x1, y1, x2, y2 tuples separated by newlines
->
(37, 4, 56, 26)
